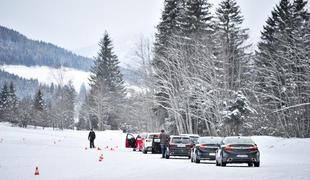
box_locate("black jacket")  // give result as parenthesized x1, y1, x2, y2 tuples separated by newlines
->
(88, 131, 96, 141)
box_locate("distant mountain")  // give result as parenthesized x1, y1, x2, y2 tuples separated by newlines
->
(0, 25, 143, 91)
(0, 25, 94, 71)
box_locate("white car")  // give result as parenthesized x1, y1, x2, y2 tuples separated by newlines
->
(142, 133, 160, 154)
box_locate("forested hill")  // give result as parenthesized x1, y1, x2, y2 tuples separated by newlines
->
(0, 25, 94, 71)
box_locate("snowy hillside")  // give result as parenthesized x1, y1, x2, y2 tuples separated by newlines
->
(0, 65, 143, 93)
(0, 65, 90, 91)
(0, 123, 309, 180)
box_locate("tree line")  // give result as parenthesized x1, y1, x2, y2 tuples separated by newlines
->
(0, 81, 76, 129)
(144, 0, 310, 137)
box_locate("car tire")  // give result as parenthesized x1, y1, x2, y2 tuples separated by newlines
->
(133, 148, 136, 151)
(248, 163, 253, 167)
(142, 149, 147, 154)
(254, 162, 260, 167)
(221, 158, 226, 167)
(191, 156, 193, 162)
(195, 158, 200, 163)
(216, 160, 220, 166)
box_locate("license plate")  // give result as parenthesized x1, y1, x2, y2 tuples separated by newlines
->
(177, 144, 186, 147)
(154, 139, 160, 143)
(237, 154, 248, 158)
(209, 153, 215, 156)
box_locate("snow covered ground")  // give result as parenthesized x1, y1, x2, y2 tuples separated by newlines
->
(0, 122, 310, 180)
(0, 65, 91, 91)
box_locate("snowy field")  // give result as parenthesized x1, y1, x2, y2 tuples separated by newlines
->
(0, 123, 310, 180)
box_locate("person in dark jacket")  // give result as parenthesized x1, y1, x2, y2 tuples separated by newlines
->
(88, 129, 96, 148)
(159, 129, 169, 158)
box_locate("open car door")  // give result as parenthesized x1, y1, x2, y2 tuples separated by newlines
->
(125, 133, 136, 148)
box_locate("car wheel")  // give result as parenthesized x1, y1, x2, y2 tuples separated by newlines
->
(248, 163, 253, 167)
(221, 158, 226, 167)
(216, 160, 220, 166)
(254, 162, 260, 167)
(195, 158, 200, 163)
(142, 149, 147, 154)
(133, 148, 136, 151)
(191, 156, 193, 162)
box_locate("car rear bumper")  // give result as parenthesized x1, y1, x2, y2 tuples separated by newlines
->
(222, 151, 260, 164)
(169, 150, 190, 157)
(197, 151, 217, 160)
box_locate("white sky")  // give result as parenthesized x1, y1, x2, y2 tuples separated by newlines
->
(1, 0, 307, 66)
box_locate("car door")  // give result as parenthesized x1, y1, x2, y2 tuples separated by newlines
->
(125, 133, 136, 148)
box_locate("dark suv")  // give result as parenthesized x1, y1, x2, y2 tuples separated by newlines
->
(215, 136, 260, 167)
(165, 136, 192, 159)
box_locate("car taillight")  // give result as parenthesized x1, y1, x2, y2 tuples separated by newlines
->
(198, 144, 207, 150)
(224, 145, 233, 152)
(186, 144, 192, 149)
(250, 145, 258, 152)
(169, 144, 177, 148)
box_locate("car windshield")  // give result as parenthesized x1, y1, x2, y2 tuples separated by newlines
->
(223, 137, 255, 145)
(148, 134, 158, 139)
(171, 137, 190, 144)
(198, 137, 222, 144)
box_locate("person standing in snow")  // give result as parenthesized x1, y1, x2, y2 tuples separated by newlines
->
(88, 129, 96, 148)
(159, 129, 169, 158)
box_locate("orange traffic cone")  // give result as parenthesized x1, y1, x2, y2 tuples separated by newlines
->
(99, 154, 104, 162)
(34, 166, 40, 175)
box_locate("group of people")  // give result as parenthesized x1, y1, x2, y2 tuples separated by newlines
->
(87, 128, 170, 159)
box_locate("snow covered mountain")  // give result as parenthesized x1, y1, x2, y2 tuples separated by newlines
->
(0, 25, 142, 96)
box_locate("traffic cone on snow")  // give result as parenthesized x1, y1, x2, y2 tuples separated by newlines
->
(99, 154, 104, 162)
(34, 166, 40, 176)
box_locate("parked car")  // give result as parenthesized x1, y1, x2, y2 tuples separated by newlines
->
(151, 134, 161, 154)
(215, 136, 260, 167)
(125, 133, 146, 151)
(142, 133, 160, 154)
(165, 135, 192, 159)
(191, 136, 223, 163)
(180, 134, 200, 144)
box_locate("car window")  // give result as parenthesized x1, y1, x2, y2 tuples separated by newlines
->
(223, 137, 255, 144)
(148, 135, 154, 139)
(127, 134, 135, 139)
(198, 137, 222, 144)
(171, 137, 190, 144)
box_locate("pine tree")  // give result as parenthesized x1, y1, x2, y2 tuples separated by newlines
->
(32, 89, 46, 127)
(0, 83, 9, 122)
(179, 0, 213, 37)
(254, 0, 310, 137)
(62, 81, 76, 129)
(7, 82, 18, 123)
(215, 0, 250, 91)
(88, 32, 125, 130)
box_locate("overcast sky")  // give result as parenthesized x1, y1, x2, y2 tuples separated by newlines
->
(1, 0, 307, 66)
